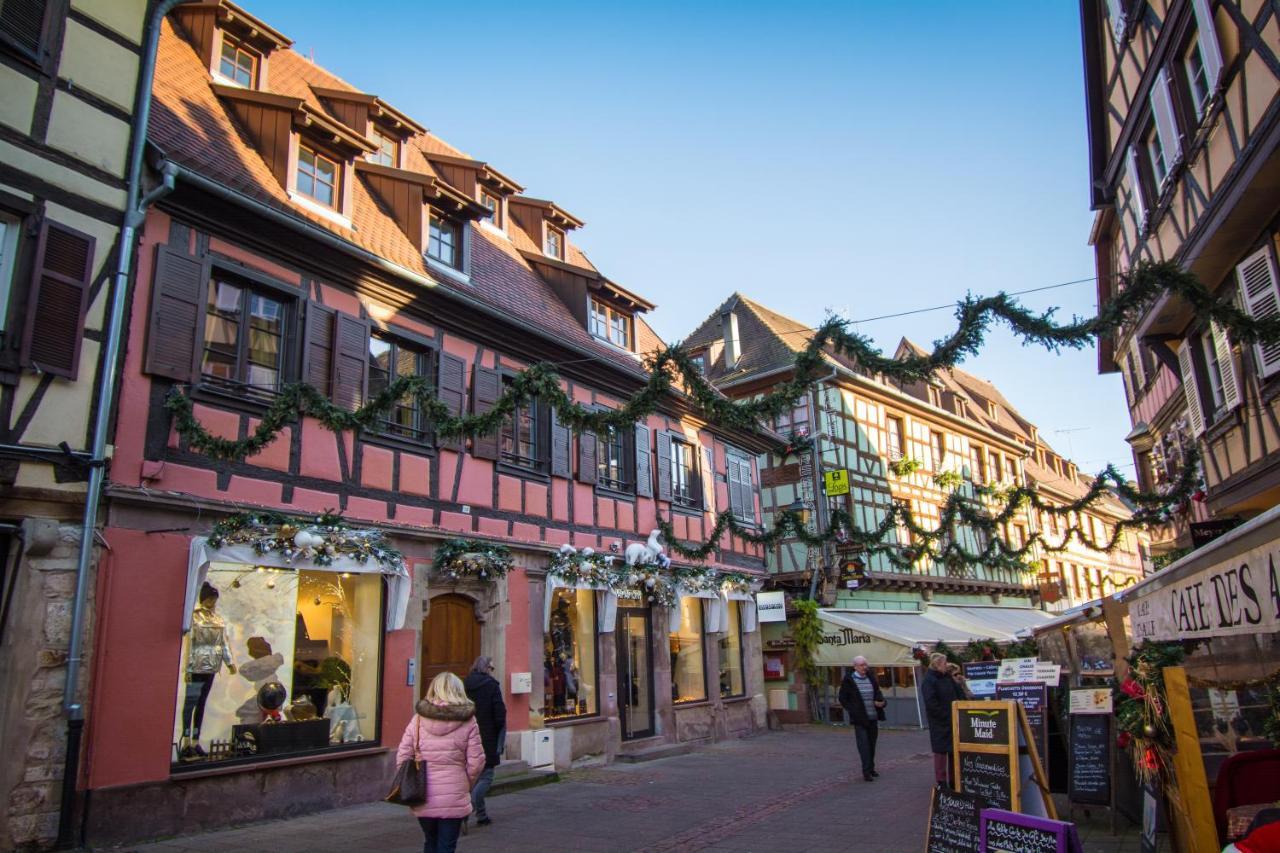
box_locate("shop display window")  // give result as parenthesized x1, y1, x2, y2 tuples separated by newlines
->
(1070, 621, 1116, 676)
(172, 565, 384, 767)
(544, 587, 598, 721)
(718, 600, 745, 698)
(670, 597, 707, 704)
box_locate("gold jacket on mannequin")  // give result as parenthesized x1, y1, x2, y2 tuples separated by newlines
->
(188, 606, 233, 675)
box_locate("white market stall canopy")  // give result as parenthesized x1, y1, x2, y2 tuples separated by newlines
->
(814, 606, 1054, 667)
(928, 605, 1059, 638)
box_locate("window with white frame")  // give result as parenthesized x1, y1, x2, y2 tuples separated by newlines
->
(1199, 329, 1225, 413)
(478, 190, 503, 229)
(296, 146, 339, 209)
(544, 225, 564, 259)
(218, 35, 258, 87)
(0, 214, 19, 336)
(1183, 34, 1212, 119)
(884, 416, 904, 461)
(427, 212, 461, 269)
(589, 297, 630, 349)
(1237, 247, 1280, 379)
(367, 129, 397, 168)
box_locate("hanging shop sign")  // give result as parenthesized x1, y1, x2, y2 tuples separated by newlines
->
(1128, 539, 1280, 643)
(823, 468, 850, 496)
(996, 657, 1061, 686)
(755, 591, 787, 623)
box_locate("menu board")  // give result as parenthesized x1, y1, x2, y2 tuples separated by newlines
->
(995, 681, 1048, 774)
(1068, 713, 1111, 805)
(962, 661, 999, 699)
(925, 786, 982, 853)
(980, 809, 1082, 853)
(959, 751, 1013, 810)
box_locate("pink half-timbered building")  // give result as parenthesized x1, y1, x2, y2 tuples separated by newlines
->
(79, 3, 771, 844)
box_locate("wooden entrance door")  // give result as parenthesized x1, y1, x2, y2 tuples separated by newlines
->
(421, 594, 479, 693)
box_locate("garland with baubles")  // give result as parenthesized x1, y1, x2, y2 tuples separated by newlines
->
(911, 637, 1039, 664)
(206, 511, 405, 573)
(547, 546, 752, 608)
(655, 446, 1200, 572)
(1113, 641, 1187, 784)
(432, 538, 514, 581)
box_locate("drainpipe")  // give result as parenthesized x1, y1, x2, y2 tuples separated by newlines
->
(56, 2, 192, 846)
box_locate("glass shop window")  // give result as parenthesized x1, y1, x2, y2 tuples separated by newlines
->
(670, 597, 707, 704)
(543, 587, 598, 721)
(172, 565, 383, 768)
(718, 600, 745, 699)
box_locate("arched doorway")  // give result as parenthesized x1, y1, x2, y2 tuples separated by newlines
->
(422, 594, 480, 693)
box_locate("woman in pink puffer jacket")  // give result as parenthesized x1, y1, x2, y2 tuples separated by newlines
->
(396, 671, 485, 853)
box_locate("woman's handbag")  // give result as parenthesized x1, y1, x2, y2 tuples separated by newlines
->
(386, 718, 427, 806)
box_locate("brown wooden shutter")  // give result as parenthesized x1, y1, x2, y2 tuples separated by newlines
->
(634, 423, 652, 497)
(470, 365, 501, 460)
(577, 431, 597, 484)
(436, 352, 466, 451)
(550, 408, 571, 478)
(301, 302, 335, 399)
(330, 312, 370, 411)
(699, 446, 712, 510)
(655, 431, 672, 502)
(21, 220, 95, 379)
(143, 243, 207, 382)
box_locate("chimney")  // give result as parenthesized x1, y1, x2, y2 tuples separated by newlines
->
(721, 310, 740, 370)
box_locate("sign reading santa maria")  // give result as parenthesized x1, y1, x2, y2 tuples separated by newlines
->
(1129, 538, 1280, 642)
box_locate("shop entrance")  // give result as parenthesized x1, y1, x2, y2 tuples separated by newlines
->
(422, 594, 479, 691)
(615, 598, 654, 740)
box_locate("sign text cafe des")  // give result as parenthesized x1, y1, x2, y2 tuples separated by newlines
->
(1130, 540, 1280, 643)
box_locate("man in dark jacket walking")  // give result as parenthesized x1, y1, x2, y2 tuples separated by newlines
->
(920, 652, 964, 788)
(463, 656, 506, 826)
(838, 655, 886, 781)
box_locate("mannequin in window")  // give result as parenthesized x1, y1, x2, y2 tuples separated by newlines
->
(180, 582, 235, 761)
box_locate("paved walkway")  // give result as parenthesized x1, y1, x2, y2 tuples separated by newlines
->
(109, 727, 1145, 853)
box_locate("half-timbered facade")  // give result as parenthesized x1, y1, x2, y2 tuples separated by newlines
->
(0, 1, 151, 849)
(76, 3, 771, 845)
(1082, 0, 1280, 553)
(682, 296, 1146, 725)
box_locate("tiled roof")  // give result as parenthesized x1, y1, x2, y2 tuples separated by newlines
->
(150, 16, 638, 376)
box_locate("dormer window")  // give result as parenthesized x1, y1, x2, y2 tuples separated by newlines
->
(427, 212, 461, 269)
(218, 35, 258, 87)
(544, 225, 564, 259)
(479, 189, 503, 229)
(589, 297, 630, 348)
(296, 146, 339, 208)
(368, 128, 397, 168)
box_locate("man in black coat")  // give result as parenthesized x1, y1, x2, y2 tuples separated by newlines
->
(920, 652, 964, 787)
(463, 656, 507, 826)
(838, 655, 887, 781)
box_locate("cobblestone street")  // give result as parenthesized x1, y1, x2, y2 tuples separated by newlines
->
(110, 727, 1143, 853)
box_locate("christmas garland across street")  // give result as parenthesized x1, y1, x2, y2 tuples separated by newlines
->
(167, 259, 1235, 568)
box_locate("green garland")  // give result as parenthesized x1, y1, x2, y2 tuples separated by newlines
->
(656, 445, 1200, 569)
(1113, 641, 1187, 784)
(431, 538, 513, 581)
(205, 510, 404, 572)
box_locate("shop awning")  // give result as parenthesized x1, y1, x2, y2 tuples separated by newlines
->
(815, 609, 983, 667)
(928, 605, 1058, 639)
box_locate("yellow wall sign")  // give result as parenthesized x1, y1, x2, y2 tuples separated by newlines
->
(823, 469, 849, 496)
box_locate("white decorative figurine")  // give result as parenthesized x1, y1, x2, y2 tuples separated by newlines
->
(625, 529, 665, 567)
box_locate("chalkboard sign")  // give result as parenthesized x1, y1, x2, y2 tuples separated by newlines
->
(1068, 713, 1111, 805)
(996, 681, 1048, 775)
(956, 705, 1011, 746)
(925, 786, 982, 853)
(959, 751, 1014, 810)
(979, 809, 1082, 853)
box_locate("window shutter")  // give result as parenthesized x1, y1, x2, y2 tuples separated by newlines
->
(1238, 248, 1280, 379)
(1177, 340, 1206, 437)
(1126, 147, 1147, 221)
(655, 431, 673, 502)
(576, 431, 598, 484)
(634, 423, 652, 497)
(1151, 67, 1183, 169)
(330, 313, 370, 411)
(1190, 0, 1224, 91)
(550, 409, 571, 478)
(701, 446, 713, 511)
(727, 455, 745, 519)
(0, 0, 46, 55)
(20, 220, 94, 379)
(301, 302, 335, 399)
(470, 365, 501, 460)
(1211, 320, 1241, 410)
(1130, 340, 1146, 388)
(143, 243, 206, 382)
(435, 352, 466, 451)
(1105, 0, 1127, 43)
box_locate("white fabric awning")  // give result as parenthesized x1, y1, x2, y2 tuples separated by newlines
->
(928, 605, 1057, 639)
(544, 575, 616, 633)
(669, 587, 720, 633)
(184, 536, 411, 633)
(726, 591, 759, 633)
(815, 608, 995, 667)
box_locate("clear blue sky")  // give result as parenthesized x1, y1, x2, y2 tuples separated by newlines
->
(268, 1, 1133, 477)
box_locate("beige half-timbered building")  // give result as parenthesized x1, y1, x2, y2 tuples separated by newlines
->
(0, 1, 151, 849)
(682, 296, 1146, 726)
(1082, 0, 1280, 553)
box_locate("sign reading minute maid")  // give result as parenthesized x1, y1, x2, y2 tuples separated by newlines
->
(1130, 541, 1280, 643)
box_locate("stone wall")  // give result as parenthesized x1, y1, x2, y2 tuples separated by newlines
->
(0, 522, 95, 851)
